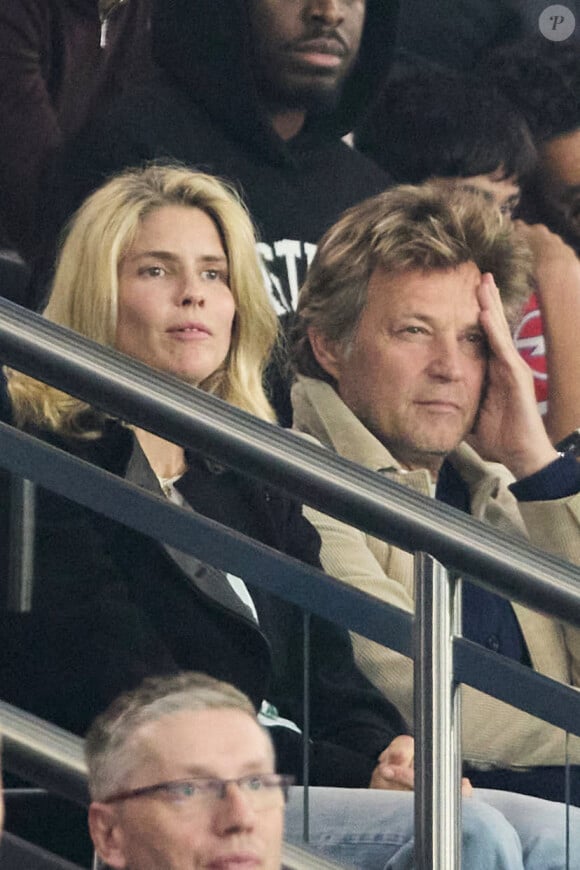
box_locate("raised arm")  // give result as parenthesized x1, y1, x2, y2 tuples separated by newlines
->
(513, 221, 580, 446)
(471, 272, 559, 478)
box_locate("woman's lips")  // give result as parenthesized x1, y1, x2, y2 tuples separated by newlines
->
(167, 323, 211, 339)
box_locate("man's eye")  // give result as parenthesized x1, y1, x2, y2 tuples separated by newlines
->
(403, 325, 425, 335)
(244, 776, 265, 792)
(172, 782, 197, 798)
(464, 333, 488, 355)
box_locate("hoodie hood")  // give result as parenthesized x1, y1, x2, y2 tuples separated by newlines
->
(152, 0, 399, 159)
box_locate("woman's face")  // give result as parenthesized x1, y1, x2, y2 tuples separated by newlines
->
(116, 205, 236, 385)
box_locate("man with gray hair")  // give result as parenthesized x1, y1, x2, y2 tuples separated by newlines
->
(86, 672, 288, 870)
(86, 670, 580, 869)
(292, 183, 580, 804)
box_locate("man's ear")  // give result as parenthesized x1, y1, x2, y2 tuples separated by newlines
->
(88, 802, 128, 869)
(307, 327, 342, 382)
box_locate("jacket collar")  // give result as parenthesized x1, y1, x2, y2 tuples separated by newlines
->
(119, 426, 261, 626)
(291, 375, 510, 499)
(292, 375, 403, 473)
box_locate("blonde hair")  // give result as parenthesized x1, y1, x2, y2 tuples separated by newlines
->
(293, 182, 533, 382)
(8, 165, 278, 434)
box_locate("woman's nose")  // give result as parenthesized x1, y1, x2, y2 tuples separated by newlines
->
(178, 274, 205, 306)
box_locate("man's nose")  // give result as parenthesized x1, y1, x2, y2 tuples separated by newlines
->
(305, 0, 345, 26)
(212, 783, 257, 835)
(428, 337, 464, 380)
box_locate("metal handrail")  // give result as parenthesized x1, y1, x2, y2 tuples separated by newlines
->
(3, 296, 580, 870)
(0, 701, 87, 806)
(1, 298, 580, 623)
(2, 419, 580, 738)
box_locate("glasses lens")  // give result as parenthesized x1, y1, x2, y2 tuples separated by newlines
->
(238, 775, 286, 810)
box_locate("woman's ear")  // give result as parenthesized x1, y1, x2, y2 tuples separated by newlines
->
(307, 327, 342, 382)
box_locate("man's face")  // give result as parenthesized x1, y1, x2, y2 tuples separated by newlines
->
(90, 709, 283, 870)
(311, 262, 488, 476)
(537, 129, 580, 250)
(248, 0, 366, 112)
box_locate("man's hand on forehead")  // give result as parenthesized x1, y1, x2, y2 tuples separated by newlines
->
(476, 272, 514, 349)
(470, 272, 558, 479)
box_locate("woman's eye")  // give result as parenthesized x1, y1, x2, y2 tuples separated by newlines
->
(139, 266, 166, 278)
(201, 269, 229, 284)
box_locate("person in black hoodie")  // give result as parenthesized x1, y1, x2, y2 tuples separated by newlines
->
(32, 1, 396, 421)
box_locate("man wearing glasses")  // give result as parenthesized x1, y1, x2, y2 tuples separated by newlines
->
(85, 670, 580, 870)
(86, 672, 288, 870)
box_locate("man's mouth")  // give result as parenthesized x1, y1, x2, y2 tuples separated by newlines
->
(290, 36, 347, 68)
(293, 37, 346, 56)
(416, 401, 461, 413)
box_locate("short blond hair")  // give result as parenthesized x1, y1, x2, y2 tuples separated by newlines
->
(8, 164, 278, 433)
(293, 183, 533, 382)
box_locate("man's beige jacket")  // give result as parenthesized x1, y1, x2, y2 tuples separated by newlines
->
(292, 375, 580, 769)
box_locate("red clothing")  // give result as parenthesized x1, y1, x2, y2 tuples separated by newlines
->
(0, 0, 153, 257)
(514, 292, 548, 415)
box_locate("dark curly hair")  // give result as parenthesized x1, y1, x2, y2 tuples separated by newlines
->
(355, 57, 536, 183)
(478, 36, 580, 143)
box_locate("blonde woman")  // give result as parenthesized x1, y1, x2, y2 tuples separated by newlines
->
(2, 161, 404, 794)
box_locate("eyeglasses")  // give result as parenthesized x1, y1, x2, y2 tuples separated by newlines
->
(103, 773, 294, 811)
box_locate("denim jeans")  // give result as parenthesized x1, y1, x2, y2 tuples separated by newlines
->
(285, 786, 580, 868)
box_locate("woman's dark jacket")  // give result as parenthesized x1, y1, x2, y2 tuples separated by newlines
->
(0, 420, 404, 788)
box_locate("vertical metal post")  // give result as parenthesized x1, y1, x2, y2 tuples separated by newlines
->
(7, 475, 36, 612)
(302, 610, 310, 843)
(414, 552, 462, 870)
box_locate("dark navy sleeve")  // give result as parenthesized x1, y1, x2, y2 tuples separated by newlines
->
(509, 452, 580, 502)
